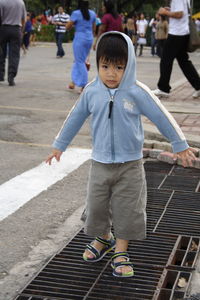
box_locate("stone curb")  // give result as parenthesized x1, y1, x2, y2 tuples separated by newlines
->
(143, 139, 200, 169)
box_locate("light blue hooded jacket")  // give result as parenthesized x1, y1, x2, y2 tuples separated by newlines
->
(53, 31, 189, 163)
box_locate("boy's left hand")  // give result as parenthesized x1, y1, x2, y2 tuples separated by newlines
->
(174, 147, 198, 168)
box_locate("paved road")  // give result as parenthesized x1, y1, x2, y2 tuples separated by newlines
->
(0, 42, 200, 300)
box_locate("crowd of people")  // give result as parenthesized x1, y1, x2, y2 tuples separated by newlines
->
(0, 0, 200, 92)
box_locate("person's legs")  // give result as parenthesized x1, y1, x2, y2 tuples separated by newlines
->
(0, 27, 7, 81)
(84, 161, 112, 237)
(157, 34, 180, 93)
(111, 160, 147, 275)
(24, 32, 31, 49)
(139, 44, 143, 56)
(8, 27, 21, 84)
(57, 32, 65, 57)
(176, 35, 200, 91)
(83, 161, 113, 259)
(151, 32, 156, 55)
(71, 37, 92, 87)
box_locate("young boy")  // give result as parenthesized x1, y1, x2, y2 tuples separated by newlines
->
(46, 32, 196, 278)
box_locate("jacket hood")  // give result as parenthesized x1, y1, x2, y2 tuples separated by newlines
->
(96, 31, 136, 89)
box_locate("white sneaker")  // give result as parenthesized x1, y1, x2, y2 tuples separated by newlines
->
(152, 88, 169, 98)
(192, 90, 200, 98)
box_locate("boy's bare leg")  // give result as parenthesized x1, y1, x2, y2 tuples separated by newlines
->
(83, 233, 111, 259)
(114, 239, 133, 274)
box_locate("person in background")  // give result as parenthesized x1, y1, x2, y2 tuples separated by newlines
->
(135, 13, 148, 56)
(66, 0, 96, 93)
(155, 14, 168, 58)
(152, 0, 200, 99)
(124, 16, 137, 47)
(22, 12, 32, 54)
(30, 12, 37, 46)
(95, 15, 101, 36)
(93, 0, 123, 50)
(46, 31, 197, 278)
(52, 6, 70, 58)
(149, 13, 159, 56)
(195, 18, 200, 32)
(0, 0, 26, 86)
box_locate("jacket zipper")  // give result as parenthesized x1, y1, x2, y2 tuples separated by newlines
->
(108, 90, 116, 162)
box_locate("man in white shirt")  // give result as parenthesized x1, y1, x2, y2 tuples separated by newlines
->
(52, 6, 70, 58)
(153, 0, 200, 98)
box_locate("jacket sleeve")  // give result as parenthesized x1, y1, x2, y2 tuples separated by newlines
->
(53, 92, 91, 151)
(136, 83, 189, 153)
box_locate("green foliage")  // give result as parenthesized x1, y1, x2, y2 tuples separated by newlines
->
(24, 0, 45, 14)
(35, 24, 74, 42)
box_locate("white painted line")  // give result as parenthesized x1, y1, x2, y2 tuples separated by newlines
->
(0, 147, 91, 221)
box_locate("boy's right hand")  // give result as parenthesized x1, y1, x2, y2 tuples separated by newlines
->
(45, 149, 63, 165)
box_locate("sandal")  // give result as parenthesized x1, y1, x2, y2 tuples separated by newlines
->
(68, 82, 75, 89)
(83, 233, 116, 262)
(111, 252, 134, 277)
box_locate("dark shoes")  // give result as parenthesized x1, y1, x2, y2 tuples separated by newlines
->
(8, 77, 15, 86)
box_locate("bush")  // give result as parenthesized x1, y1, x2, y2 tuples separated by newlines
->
(35, 24, 75, 42)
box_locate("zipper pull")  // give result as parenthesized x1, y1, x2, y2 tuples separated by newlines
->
(108, 96, 114, 119)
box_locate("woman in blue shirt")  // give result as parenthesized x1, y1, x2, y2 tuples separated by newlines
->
(67, 0, 96, 93)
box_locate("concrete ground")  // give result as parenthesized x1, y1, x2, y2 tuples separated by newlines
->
(0, 42, 199, 300)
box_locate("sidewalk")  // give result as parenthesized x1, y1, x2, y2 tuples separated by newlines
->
(143, 80, 200, 148)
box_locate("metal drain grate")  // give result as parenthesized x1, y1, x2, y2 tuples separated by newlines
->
(160, 175, 199, 192)
(172, 166, 200, 177)
(146, 173, 166, 189)
(144, 161, 173, 174)
(169, 191, 200, 211)
(15, 161, 200, 300)
(155, 209, 200, 236)
(147, 189, 172, 208)
(15, 233, 177, 300)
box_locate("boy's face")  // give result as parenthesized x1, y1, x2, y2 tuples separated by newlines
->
(98, 58, 126, 89)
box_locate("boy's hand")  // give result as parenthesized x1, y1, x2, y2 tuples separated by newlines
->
(174, 147, 198, 168)
(46, 149, 63, 165)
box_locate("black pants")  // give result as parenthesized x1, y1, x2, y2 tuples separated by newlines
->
(55, 32, 65, 57)
(0, 25, 22, 80)
(158, 34, 200, 93)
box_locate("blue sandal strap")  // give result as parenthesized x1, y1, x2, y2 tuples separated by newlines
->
(112, 252, 129, 260)
(95, 235, 114, 246)
(112, 261, 133, 268)
(86, 243, 99, 258)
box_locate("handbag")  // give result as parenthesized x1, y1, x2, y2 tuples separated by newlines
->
(187, 1, 200, 52)
(137, 37, 146, 45)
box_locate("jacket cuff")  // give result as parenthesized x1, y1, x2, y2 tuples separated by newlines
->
(171, 140, 189, 153)
(52, 140, 68, 152)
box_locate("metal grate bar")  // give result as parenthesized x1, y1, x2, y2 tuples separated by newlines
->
(172, 165, 200, 177)
(169, 190, 200, 211)
(160, 175, 199, 192)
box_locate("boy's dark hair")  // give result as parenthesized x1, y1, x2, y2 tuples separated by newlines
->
(96, 34, 128, 68)
(103, 0, 118, 19)
(78, 0, 90, 20)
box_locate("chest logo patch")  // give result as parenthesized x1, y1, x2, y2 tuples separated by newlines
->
(123, 99, 134, 112)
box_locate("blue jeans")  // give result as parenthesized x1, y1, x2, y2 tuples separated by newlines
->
(55, 32, 65, 57)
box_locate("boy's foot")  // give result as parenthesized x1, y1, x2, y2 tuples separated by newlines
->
(83, 233, 115, 262)
(152, 88, 169, 98)
(192, 90, 200, 98)
(111, 252, 134, 277)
